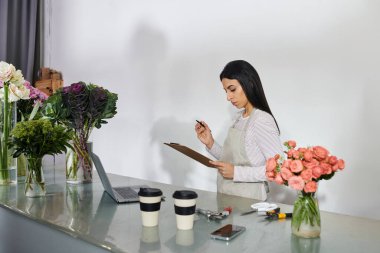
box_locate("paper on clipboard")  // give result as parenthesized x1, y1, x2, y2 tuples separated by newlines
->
(164, 143, 216, 168)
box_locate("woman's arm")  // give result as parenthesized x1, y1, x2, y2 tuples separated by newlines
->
(206, 142, 223, 160)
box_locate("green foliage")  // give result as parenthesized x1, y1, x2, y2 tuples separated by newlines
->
(320, 171, 335, 181)
(43, 92, 70, 126)
(42, 82, 118, 140)
(10, 119, 73, 158)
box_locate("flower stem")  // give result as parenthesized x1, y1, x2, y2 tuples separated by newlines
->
(25, 157, 45, 195)
(292, 192, 321, 235)
(0, 85, 10, 183)
(66, 132, 92, 182)
(3, 85, 9, 169)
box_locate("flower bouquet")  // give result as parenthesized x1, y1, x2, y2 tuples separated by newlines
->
(0, 61, 31, 184)
(17, 81, 48, 121)
(266, 140, 345, 238)
(11, 119, 72, 197)
(43, 82, 118, 183)
(16, 81, 49, 180)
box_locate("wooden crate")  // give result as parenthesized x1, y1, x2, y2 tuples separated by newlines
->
(35, 79, 63, 96)
(52, 79, 63, 91)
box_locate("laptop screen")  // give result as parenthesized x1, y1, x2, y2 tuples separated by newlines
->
(90, 152, 116, 198)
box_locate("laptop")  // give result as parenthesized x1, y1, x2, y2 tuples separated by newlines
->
(90, 152, 148, 203)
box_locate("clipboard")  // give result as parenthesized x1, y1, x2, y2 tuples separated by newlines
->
(164, 143, 216, 168)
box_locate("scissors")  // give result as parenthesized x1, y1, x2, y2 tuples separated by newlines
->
(196, 208, 230, 220)
(240, 202, 279, 216)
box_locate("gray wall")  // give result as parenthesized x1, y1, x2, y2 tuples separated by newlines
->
(44, 0, 380, 220)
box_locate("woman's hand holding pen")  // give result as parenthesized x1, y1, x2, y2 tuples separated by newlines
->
(195, 120, 214, 149)
(210, 161, 234, 179)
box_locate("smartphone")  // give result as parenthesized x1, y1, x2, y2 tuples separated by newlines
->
(210, 224, 246, 241)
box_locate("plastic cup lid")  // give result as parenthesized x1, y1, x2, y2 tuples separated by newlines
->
(138, 188, 162, 197)
(172, 190, 198, 199)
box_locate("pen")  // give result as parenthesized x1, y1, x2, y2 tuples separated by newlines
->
(196, 120, 205, 128)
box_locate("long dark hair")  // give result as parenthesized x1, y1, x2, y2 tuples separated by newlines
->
(219, 60, 280, 133)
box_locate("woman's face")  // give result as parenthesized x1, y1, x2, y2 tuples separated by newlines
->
(222, 78, 250, 110)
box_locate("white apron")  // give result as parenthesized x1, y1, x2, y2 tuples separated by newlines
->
(217, 114, 268, 201)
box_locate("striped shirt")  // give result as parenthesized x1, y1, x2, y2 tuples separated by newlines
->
(207, 109, 283, 182)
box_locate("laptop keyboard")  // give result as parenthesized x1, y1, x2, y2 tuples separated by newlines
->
(114, 187, 139, 199)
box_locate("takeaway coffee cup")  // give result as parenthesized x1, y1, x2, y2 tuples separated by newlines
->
(138, 188, 163, 227)
(173, 190, 198, 230)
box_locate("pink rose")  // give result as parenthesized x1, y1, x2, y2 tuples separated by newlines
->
(304, 150, 313, 162)
(311, 158, 320, 166)
(303, 161, 312, 170)
(303, 159, 319, 170)
(288, 176, 305, 191)
(280, 167, 293, 181)
(300, 168, 313, 181)
(304, 181, 318, 193)
(338, 159, 345, 170)
(313, 146, 329, 160)
(275, 174, 284, 185)
(312, 165, 323, 179)
(320, 162, 332, 175)
(292, 150, 300, 159)
(332, 163, 339, 172)
(328, 156, 338, 165)
(266, 158, 277, 172)
(287, 149, 295, 158)
(298, 147, 307, 153)
(282, 159, 291, 168)
(266, 171, 276, 181)
(287, 140, 297, 148)
(290, 160, 303, 173)
(274, 154, 280, 160)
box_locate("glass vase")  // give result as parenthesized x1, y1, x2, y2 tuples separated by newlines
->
(291, 192, 321, 238)
(0, 100, 17, 185)
(25, 157, 46, 197)
(66, 141, 93, 184)
(291, 234, 321, 253)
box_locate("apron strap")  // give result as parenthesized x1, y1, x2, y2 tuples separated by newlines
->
(264, 181, 269, 194)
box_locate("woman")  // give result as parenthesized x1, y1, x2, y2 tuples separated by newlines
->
(195, 60, 283, 200)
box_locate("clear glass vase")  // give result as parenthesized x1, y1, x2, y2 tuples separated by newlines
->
(25, 157, 46, 197)
(66, 141, 93, 184)
(291, 192, 321, 238)
(291, 234, 321, 253)
(0, 100, 17, 185)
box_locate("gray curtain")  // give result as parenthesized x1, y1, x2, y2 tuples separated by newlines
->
(0, 0, 43, 83)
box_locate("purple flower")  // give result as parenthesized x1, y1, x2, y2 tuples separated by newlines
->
(24, 81, 32, 88)
(93, 87, 107, 102)
(71, 82, 86, 94)
(24, 81, 48, 102)
(62, 86, 71, 94)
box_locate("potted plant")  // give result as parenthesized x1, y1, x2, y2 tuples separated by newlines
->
(266, 140, 345, 238)
(11, 119, 72, 197)
(43, 82, 118, 184)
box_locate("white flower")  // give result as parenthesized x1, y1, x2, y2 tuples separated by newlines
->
(0, 61, 16, 83)
(10, 69, 25, 87)
(10, 83, 30, 101)
(0, 83, 30, 102)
